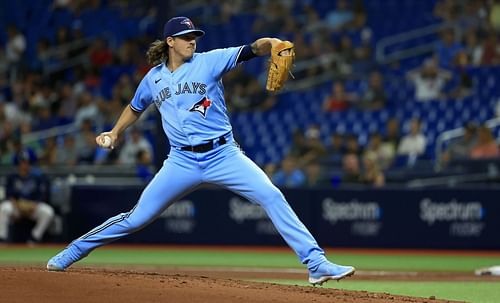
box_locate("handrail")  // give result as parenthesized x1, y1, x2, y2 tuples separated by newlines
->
(21, 119, 158, 145)
(376, 22, 448, 63)
(375, 18, 478, 64)
(406, 172, 497, 188)
(40, 35, 109, 76)
(434, 117, 500, 171)
(22, 123, 80, 144)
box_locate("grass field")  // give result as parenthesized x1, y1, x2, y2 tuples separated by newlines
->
(1, 245, 500, 302)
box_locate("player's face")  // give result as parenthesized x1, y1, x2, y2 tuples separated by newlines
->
(173, 33, 197, 60)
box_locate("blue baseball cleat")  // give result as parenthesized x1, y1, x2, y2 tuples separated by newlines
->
(46, 248, 80, 272)
(308, 261, 355, 286)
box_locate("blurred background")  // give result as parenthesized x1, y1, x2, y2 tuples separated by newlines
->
(0, 0, 499, 248)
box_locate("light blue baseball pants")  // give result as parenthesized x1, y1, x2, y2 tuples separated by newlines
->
(69, 139, 327, 269)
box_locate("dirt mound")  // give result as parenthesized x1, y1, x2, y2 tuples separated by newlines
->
(0, 267, 462, 303)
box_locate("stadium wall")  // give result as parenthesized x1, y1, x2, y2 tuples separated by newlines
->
(68, 186, 500, 249)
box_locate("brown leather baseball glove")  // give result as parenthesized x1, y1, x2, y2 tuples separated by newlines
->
(266, 41, 295, 92)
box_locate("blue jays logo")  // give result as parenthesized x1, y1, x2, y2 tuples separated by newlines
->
(181, 18, 194, 29)
(189, 97, 212, 118)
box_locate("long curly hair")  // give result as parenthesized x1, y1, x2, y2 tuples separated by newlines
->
(146, 40, 168, 65)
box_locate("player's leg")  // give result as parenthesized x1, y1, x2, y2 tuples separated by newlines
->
(47, 151, 202, 271)
(204, 144, 354, 285)
(0, 200, 18, 242)
(29, 202, 55, 243)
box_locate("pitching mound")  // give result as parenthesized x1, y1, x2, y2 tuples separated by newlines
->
(0, 266, 464, 303)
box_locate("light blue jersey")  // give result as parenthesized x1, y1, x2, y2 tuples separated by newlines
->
(48, 17, 356, 283)
(51, 43, 343, 276)
(130, 46, 244, 148)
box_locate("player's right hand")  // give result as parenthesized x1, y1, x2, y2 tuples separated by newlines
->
(96, 131, 117, 149)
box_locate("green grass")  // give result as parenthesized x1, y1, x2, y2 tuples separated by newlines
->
(255, 280, 500, 303)
(2, 247, 500, 272)
(1, 246, 500, 302)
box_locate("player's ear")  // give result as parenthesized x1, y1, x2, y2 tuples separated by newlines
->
(166, 37, 175, 47)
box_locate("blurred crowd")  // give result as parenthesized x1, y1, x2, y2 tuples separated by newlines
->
(0, 0, 499, 190)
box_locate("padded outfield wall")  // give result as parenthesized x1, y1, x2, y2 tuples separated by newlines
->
(68, 186, 500, 249)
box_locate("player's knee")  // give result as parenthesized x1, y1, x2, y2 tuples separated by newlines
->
(38, 203, 55, 218)
(0, 201, 15, 216)
(260, 187, 286, 205)
(124, 215, 150, 232)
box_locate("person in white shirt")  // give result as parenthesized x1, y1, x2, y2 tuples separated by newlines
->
(118, 127, 153, 165)
(398, 118, 427, 156)
(407, 58, 451, 101)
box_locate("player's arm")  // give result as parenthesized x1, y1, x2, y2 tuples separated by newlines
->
(237, 38, 282, 63)
(251, 38, 282, 56)
(95, 105, 141, 149)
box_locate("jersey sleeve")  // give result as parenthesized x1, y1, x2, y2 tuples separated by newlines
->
(129, 76, 153, 112)
(203, 46, 244, 79)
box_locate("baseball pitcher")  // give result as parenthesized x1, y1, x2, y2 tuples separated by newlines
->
(47, 16, 354, 285)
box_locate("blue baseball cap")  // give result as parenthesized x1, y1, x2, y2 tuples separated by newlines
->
(163, 17, 205, 39)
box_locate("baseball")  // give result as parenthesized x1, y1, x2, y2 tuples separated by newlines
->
(101, 135, 112, 148)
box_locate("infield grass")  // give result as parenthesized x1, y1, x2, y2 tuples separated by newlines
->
(255, 280, 499, 303)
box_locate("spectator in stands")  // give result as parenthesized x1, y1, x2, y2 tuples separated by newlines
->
(491, 1, 500, 31)
(114, 74, 136, 105)
(54, 135, 78, 166)
(5, 25, 26, 83)
(74, 91, 100, 126)
(364, 132, 394, 170)
(322, 81, 356, 112)
(306, 33, 338, 77)
(345, 134, 361, 156)
(230, 80, 276, 112)
(325, 133, 346, 164)
(67, 20, 89, 60)
(304, 161, 323, 187)
(360, 152, 385, 187)
(324, 0, 354, 32)
(407, 58, 452, 101)
(469, 125, 500, 159)
(382, 117, 401, 152)
(0, 152, 54, 244)
(463, 28, 483, 66)
(30, 39, 51, 73)
(447, 50, 473, 100)
(135, 149, 154, 183)
(496, 99, 500, 118)
(252, 2, 289, 35)
(288, 128, 308, 159)
(263, 163, 278, 180)
(337, 35, 356, 74)
(39, 137, 58, 166)
(341, 153, 361, 185)
(272, 155, 306, 188)
(74, 118, 97, 164)
(433, 0, 461, 23)
(435, 28, 464, 69)
(33, 104, 59, 131)
(118, 127, 153, 165)
(356, 71, 387, 110)
(57, 83, 78, 124)
(480, 30, 500, 65)
(441, 122, 477, 164)
(397, 118, 427, 158)
(297, 124, 327, 166)
(302, 4, 323, 33)
(89, 37, 113, 69)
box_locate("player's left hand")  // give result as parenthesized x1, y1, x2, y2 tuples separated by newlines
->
(266, 40, 295, 92)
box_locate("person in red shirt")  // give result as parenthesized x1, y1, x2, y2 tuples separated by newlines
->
(470, 125, 499, 159)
